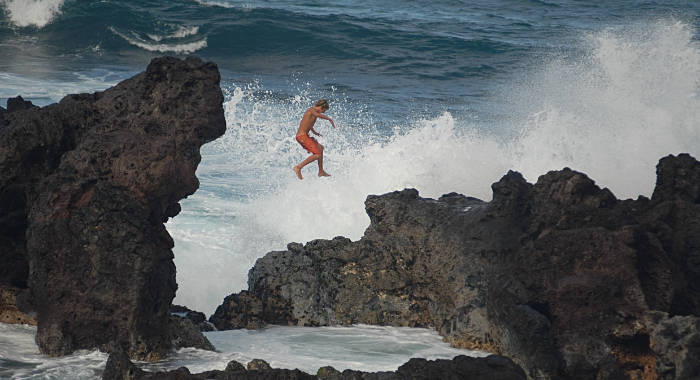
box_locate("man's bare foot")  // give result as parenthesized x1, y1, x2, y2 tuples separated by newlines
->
(318, 170, 331, 177)
(293, 166, 303, 180)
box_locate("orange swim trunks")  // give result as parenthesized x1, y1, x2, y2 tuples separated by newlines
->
(296, 134, 321, 155)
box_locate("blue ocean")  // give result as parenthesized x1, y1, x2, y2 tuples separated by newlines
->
(1, 0, 699, 378)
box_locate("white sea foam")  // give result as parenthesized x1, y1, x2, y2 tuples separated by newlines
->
(0, 0, 64, 28)
(108, 26, 207, 54)
(169, 19, 699, 316)
(0, 323, 480, 378)
(144, 325, 483, 374)
(148, 25, 200, 42)
(194, 0, 236, 8)
(0, 323, 108, 380)
(0, 70, 126, 106)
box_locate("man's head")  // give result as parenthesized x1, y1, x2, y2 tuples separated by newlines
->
(315, 99, 329, 112)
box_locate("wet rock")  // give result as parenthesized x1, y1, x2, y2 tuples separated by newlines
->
(224, 360, 247, 372)
(167, 315, 215, 351)
(171, 304, 216, 332)
(247, 359, 272, 371)
(209, 290, 279, 330)
(395, 355, 526, 380)
(317, 366, 342, 379)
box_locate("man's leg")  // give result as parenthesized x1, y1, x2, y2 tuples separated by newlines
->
(294, 153, 320, 179)
(317, 144, 330, 177)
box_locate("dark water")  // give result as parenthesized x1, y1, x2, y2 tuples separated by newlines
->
(1, 0, 697, 121)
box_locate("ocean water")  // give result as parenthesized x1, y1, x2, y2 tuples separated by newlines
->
(1, 0, 699, 378)
(0, 323, 479, 378)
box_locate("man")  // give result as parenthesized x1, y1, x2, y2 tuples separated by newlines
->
(293, 99, 336, 179)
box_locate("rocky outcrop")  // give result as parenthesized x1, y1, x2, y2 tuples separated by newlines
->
(211, 154, 700, 379)
(167, 315, 216, 352)
(171, 304, 216, 331)
(102, 352, 526, 380)
(210, 193, 494, 350)
(0, 57, 226, 360)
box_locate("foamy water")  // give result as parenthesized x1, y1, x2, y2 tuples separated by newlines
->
(509, 20, 700, 198)
(0, 70, 127, 107)
(0, 0, 64, 28)
(0, 323, 478, 379)
(0, 324, 108, 379)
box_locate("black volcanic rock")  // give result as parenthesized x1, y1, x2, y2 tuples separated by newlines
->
(211, 154, 700, 379)
(210, 190, 499, 352)
(167, 315, 215, 351)
(171, 304, 216, 332)
(0, 56, 226, 360)
(102, 352, 526, 380)
(6, 96, 38, 112)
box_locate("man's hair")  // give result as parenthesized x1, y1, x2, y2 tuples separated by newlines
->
(315, 99, 329, 110)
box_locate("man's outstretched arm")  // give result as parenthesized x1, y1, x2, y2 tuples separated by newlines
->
(312, 109, 336, 127)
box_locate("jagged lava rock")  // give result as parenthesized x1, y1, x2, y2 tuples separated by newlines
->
(171, 304, 216, 331)
(211, 154, 700, 379)
(102, 351, 317, 380)
(210, 191, 497, 350)
(0, 56, 226, 360)
(102, 352, 525, 380)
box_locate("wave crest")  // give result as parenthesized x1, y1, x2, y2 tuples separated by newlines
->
(109, 26, 207, 54)
(147, 25, 199, 42)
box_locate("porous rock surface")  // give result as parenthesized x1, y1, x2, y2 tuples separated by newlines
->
(0, 56, 225, 360)
(211, 154, 700, 379)
(0, 284, 36, 325)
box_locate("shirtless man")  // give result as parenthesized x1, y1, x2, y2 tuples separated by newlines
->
(293, 99, 336, 179)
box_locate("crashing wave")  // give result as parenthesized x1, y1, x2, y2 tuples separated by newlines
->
(1, 0, 65, 28)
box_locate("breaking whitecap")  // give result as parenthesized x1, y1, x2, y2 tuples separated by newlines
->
(108, 25, 207, 54)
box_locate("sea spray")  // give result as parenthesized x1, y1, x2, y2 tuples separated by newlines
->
(169, 80, 511, 314)
(508, 19, 700, 198)
(0, 0, 64, 28)
(169, 19, 700, 315)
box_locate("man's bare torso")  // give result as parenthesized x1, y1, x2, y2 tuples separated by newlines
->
(296, 107, 317, 136)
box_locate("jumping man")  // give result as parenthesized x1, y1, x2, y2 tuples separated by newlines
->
(293, 99, 335, 179)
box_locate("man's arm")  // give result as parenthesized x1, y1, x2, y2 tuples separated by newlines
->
(311, 109, 336, 128)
